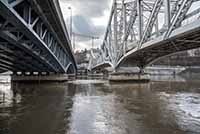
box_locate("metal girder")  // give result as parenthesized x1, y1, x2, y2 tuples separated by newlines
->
(0, 67, 7, 73)
(0, 30, 58, 72)
(185, 7, 200, 20)
(9, 0, 24, 7)
(0, 0, 74, 73)
(0, 45, 47, 71)
(123, 1, 137, 44)
(91, 0, 200, 70)
(29, 0, 75, 66)
(137, 0, 143, 41)
(92, 0, 140, 68)
(164, 0, 194, 38)
(113, 0, 118, 66)
(0, 63, 15, 72)
(123, 1, 137, 51)
(140, 0, 163, 46)
(0, 58, 29, 72)
(0, 42, 46, 69)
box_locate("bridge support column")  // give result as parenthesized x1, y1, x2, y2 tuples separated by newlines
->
(12, 72, 17, 76)
(11, 73, 68, 82)
(108, 72, 150, 83)
(109, 64, 149, 82)
(139, 66, 145, 74)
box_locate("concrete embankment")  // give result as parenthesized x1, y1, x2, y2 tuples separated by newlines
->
(11, 74, 68, 82)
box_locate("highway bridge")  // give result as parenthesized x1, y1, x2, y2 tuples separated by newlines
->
(0, 0, 76, 74)
(90, 0, 200, 72)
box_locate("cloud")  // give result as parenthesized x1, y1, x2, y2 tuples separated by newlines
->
(72, 15, 103, 35)
(59, 0, 112, 50)
(60, 0, 110, 17)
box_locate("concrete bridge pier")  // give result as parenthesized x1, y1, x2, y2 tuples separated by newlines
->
(139, 64, 145, 74)
(11, 72, 69, 82)
(108, 72, 150, 83)
(108, 65, 150, 83)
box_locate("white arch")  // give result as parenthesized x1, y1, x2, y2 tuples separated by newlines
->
(65, 63, 76, 74)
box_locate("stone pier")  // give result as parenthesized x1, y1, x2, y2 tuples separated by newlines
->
(11, 74, 69, 82)
(108, 72, 150, 83)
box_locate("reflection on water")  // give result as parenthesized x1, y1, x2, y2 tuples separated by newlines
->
(0, 77, 200, 134)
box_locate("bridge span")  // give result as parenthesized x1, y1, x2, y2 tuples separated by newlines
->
(90, 0, 200, 72)
(0, 0, 76, 74)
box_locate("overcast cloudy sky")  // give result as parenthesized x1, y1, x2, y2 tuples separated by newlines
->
(58, 0, 200, 51)
(59, 0, 112, 51)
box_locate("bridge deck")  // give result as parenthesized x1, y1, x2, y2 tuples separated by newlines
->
(30, 0, 76, 66)
(117, 20, 200, 68)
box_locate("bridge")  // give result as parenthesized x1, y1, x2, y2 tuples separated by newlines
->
(0, 0, 76, 75)
(90, 0, 200, 73)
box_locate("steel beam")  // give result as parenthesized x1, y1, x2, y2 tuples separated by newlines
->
(113, 0, 118, 66)
(137, 0, 143, 41)
(0, 0, 73, 73)
(164, 0, 170, 28)
(140, 0, 163, 46)
(0, 31, 57, 72)
(164, 0, 193, 38)
(0, 47, 46, 72)
(91, 0, 200, 71)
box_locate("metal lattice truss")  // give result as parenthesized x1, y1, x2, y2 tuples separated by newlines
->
(0, 0, 76, 73)
(92, 0, 200, 69)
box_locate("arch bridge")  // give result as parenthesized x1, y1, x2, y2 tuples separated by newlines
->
(90, 0, 200, 72)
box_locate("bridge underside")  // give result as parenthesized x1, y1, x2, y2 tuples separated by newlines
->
(0, 0, 76, 74)
(117, 21, 200, 69)
(0, 36, 52, 73)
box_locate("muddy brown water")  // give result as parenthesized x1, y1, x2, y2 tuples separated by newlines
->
(0, 76, 200, 134)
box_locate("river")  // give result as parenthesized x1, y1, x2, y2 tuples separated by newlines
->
(0, 76, 200, 134)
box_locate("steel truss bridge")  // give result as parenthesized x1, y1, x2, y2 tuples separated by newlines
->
(90, 0, 200, 72)
(0, 0, 76, 74)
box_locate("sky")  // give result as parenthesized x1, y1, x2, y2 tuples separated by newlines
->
(59, 0, 113, 51)
(58, 0, 200, 52)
